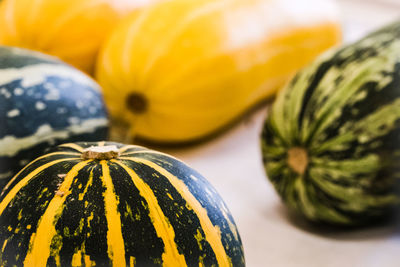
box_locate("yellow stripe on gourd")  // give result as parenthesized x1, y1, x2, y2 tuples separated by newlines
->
(119, 145, 136, 154)
(115, 161, 187, 267)
(130, 256, 136, 267)
(84, 255, 94, 267)
(23, 160, 89, 266)
(59, 143, 85, 153)
(121, 150, 164, 158)
(1, 239, 7, 253)
(100, 161, 126, 267)
(119, 144, 147, 154)
(0, 157, 78, 215)
(79, 170, 94, 201)
(1, 152, 80, 197)
(121, 157, 232, 267)
(72, 243, 91, 267)
(72, 250, 82, 266)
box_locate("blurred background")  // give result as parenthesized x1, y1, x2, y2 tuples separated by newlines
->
(165, 1, 400, 266)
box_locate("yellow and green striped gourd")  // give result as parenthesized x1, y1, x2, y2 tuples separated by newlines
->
(0, 142, 244, 266)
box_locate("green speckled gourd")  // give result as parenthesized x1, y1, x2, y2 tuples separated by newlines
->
(261, 21, 400, 225)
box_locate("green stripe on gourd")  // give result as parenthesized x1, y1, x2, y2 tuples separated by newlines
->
(0, 142, 244, 266)
(261, 21, 400, 225)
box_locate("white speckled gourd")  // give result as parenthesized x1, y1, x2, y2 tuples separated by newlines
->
(0, 46, 109, 189)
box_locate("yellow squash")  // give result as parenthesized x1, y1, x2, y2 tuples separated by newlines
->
(0, 0, 157, 74)
(97, 0, 342, 143)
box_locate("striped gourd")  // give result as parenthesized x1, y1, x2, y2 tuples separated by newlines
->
(96, 0, 341, 143)
(0, 142, 245, 266)
(261, 21, 400, 225)
(0, 46, 108, 190)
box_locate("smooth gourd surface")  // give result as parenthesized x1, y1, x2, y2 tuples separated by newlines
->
(0, 46, 108, 190)
(97, 0, 342, 143)
(0, 0, 150, 74)
(261, 21, 400, 225)
(0, 142, 245, 266)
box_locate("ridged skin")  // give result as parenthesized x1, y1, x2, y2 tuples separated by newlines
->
(97, 0, 341, 143)
(0, 0, 152, 74)
(0, 142, 245, 266)
(261, 21, 400, 225)
(0, 46, 108, 190)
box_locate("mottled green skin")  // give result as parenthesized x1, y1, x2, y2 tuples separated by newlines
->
(261, 21, 400, 225)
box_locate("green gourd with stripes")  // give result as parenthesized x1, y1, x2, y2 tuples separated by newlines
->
(0, 142, 244, 266)
(261, 21, 400, 225)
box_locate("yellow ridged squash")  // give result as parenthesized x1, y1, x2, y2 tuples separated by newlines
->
(0, 0, 158, 74)
(96, 0, 342, 143)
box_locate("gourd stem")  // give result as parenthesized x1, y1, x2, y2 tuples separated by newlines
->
(287, 147, 308, 175)
(81, 145, 120, 160)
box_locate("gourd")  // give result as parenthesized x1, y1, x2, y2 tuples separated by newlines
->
(0, 0, 156, 74)
(96, 0, 342, 144)
(261, 21, 400, 225)
(0, 46, 108, 190)
(0, 142, 245, 266)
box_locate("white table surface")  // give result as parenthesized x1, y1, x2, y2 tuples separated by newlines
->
(158, 1, 400, 266)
